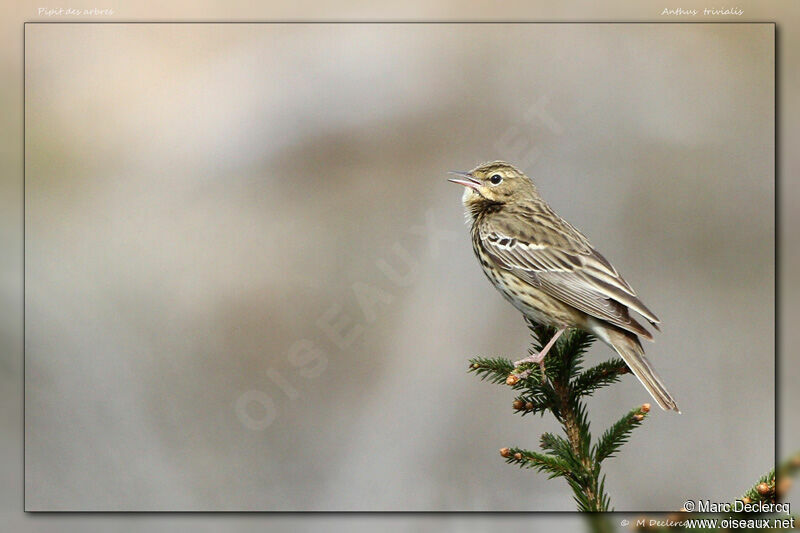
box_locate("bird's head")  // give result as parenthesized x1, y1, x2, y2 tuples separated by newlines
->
(448, 161, 538, 215)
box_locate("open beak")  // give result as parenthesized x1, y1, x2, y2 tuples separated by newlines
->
(447, 171, 481, 191)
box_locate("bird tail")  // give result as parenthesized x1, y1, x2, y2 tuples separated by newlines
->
(593, 323, 680, 413)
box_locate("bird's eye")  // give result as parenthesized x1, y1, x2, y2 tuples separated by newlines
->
(489, 174, 503, 185)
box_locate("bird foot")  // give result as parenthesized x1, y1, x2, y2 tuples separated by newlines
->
(511, 326, 565, 383)
(513, 355, 547, 383)
(514, 353, 545, 367)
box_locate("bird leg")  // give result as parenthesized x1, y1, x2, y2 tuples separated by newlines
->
(514, 327, 566, 381)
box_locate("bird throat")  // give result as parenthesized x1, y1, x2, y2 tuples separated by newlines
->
(463, 188, 503, 222)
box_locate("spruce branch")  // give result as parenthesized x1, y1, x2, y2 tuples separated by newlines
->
(776, 450, 800, 502)
(594, 404, 650, 464)
(741, 469, 776, 504)
(468, 358, 515, 385)
(500, 446, 576, 479)
(624, 457, 800, 532)
(469, 322, 652, 511)
(572, 359, 630, 397)
(737, 451, 800, 507)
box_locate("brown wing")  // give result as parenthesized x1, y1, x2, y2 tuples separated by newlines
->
(478, 219, 660, 339)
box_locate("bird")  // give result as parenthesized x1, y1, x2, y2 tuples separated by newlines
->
(449, 161, 679, 412)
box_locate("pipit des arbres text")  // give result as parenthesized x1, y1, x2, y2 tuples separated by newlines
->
(449, 161, 679, 412)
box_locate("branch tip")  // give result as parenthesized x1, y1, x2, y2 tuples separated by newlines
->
(777, 477, 791, 498)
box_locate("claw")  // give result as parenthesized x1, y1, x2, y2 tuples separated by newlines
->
(512, 326, 567, 383)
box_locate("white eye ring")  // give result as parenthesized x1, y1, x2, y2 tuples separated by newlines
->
(489, 174, 503, 185)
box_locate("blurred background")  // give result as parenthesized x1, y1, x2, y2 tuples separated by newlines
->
(22, 22, 774, 512)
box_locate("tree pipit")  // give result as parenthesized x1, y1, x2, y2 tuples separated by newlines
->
(450, 161, 679, 412)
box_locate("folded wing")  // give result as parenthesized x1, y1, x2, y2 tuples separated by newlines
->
(479, 226, 660, 340)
